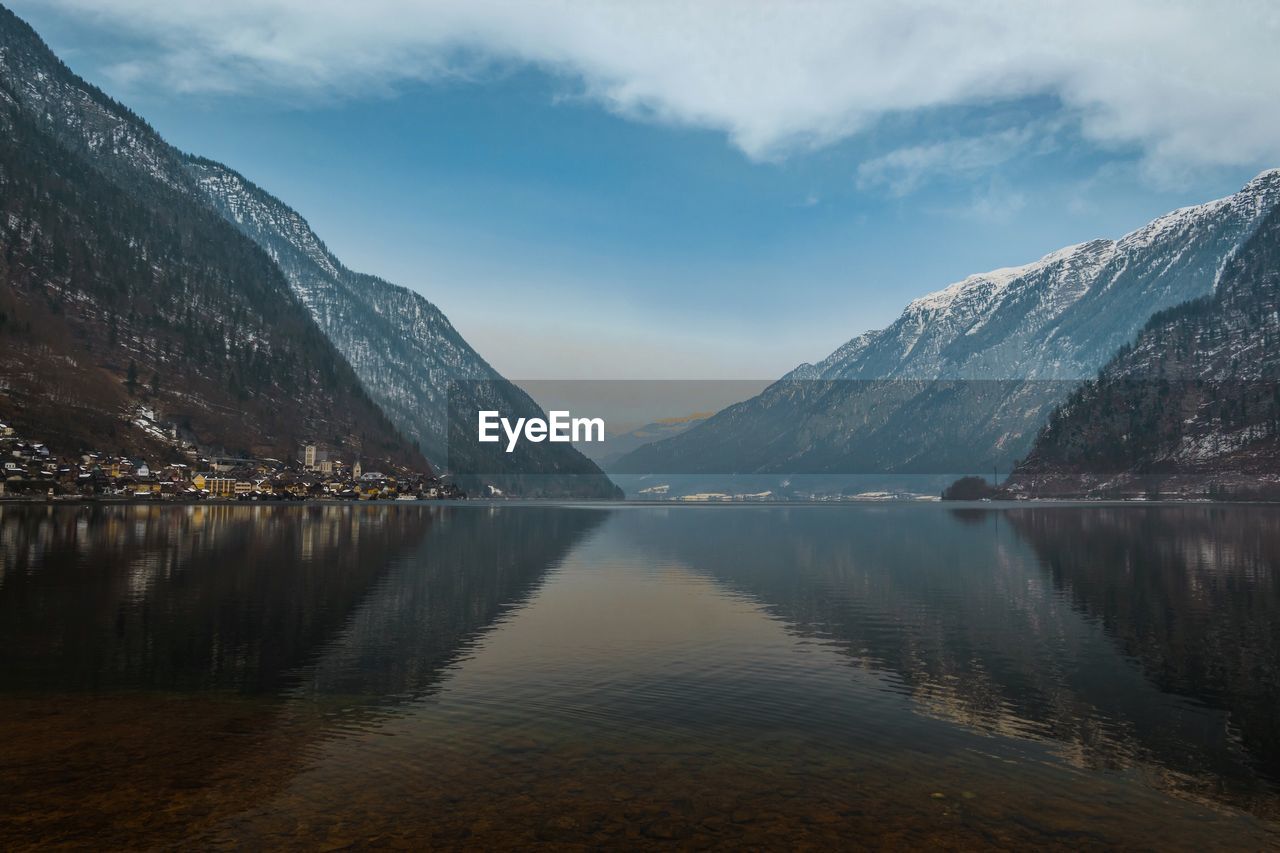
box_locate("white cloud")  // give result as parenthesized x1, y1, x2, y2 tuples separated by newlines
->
(19, 0, 1280, 177)
(856, 127, 1042, 196)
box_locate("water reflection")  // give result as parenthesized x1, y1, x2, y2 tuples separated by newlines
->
(1007, 507, 1280, 786)
(0, 505, 605, 699)
(0, 504, 433, 693)
(1, 504, 1278, 849)
(0, 504, 606, 848)
(297, 506, 609, 703)
(615, 505, 1280, 818)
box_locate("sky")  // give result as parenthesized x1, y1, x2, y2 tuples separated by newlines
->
(12, 1, 1280, 380)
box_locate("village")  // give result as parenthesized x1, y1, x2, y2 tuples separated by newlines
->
(0, 420, 463, 502)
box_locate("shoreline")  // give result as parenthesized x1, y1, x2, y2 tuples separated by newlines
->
(4, 496, 1280, 508)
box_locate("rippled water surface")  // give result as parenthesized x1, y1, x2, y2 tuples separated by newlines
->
(1, 503, 1278, 849)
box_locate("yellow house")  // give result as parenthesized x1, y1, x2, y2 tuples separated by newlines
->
(195, 474, 235, 497)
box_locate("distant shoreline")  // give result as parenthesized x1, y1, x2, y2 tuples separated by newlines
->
(4, 496, 1280, 508)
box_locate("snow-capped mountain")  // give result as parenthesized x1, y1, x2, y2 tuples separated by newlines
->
(1009, 200, 1280, 498)
(615, 171, 1280, 481)
(0, 5, 619, 498)
(795, 171, 1280, 383)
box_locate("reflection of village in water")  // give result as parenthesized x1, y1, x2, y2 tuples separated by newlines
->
(0, 504, 1277, 847)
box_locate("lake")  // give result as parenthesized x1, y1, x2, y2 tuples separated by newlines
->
(1, 503, 1277, 849)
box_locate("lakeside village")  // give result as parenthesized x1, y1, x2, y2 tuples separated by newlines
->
(0, 420, 463, 502)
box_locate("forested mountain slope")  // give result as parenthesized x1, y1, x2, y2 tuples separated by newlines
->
(0, 15, 419, 466)
(1008, 203, 1280, 498)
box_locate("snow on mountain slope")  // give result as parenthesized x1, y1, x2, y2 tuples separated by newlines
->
(799, 170, 1280, 384)
(617, 171, 1280, 482)
(187, 162, 486, 430)
(186, 160, 621, 497)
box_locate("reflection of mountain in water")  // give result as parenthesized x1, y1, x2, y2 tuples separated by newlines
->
(0, 505, 606, 703)
(295, 506, 609, 702)
(0, 504, 606, 846)
(615, 506, 1279, 816)
(0, 504, 434, 693)
(1006, 507, 1280, 784)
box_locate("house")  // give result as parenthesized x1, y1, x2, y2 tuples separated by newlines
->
(194, 473, 235, 497)
(133, 480, 160, 496)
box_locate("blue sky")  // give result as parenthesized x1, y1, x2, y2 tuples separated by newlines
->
(13, 1, 1280, 379)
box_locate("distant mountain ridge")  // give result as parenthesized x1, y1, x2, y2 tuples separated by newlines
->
(574, 411, 711, 470)
(0, 4, 619, 497)
(615, 171, 1280, 481)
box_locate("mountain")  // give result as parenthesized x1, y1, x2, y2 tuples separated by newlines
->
(0, 8, 421, 467)
(0, 4, 618, 497)
(572, 411, 711, 470)
(1007, 201, 1280, 499)
(184, 162, 619, 498)
(614, 172, 1280, 485)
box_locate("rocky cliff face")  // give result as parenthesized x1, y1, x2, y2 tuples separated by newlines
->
(615, 172, 1280, 482)
(1008, 202, 1280, 499)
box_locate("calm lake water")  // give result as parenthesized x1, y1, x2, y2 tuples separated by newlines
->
(1, 503, 1278, 849)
